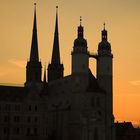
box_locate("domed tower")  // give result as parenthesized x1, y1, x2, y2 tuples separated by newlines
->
(72, 17, 89, 75)
(97, 24, 112, 80)
(97, 24, 114, 140)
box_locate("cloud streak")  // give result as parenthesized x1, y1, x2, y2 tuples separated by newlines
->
(8, 59, 26, 68)
(129, 80, 140, 86)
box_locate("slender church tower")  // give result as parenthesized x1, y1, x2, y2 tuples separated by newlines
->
(72, 17, 89, 75)
(25, 3, 42, 86)
(97, 24, 114, 140)
(48, 7, 64, 82)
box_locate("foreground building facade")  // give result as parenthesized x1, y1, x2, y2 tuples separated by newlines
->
(0, 4, 115, 140)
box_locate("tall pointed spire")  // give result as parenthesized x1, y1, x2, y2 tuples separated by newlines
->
(51, 6, 60, 64)
(25, 3, 42, 86)
(47, 6, 64, 82)
(30, 3, 39, 62)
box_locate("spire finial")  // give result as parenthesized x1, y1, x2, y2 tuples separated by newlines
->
(80, 16, 82, 26)
(103, 22, 106, 30)
(34, 3, 36, 11)
(102, 22, 108, 41)
(56, 6, 58, 14)
(33, 3, 37, 31)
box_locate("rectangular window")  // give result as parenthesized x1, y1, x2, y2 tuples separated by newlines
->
(5, 104, 10, 111)
(34, 128, 37, 135)
(4, 116, 9, 122)
(27, 128, 30, 135)
(14, 116, 20, 123)
(35, 116, 38, 122)
(97, 97, 101, 107)
(3, 128, 8, 135)
(15, 105, 20, 111)
(35, 106, 37, 111)
(91, 97, 95, 107)
(27, 116, 31, 122)
(46, 128, 47, 136)
(29, 105, 31, 111)
(14, 128, 20, 135)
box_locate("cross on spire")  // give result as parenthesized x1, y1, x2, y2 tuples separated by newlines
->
(103, 22, 106, 30)
(80, 16, 82, 26)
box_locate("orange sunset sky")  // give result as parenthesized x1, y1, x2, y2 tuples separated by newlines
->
(0, 0, 140, 126)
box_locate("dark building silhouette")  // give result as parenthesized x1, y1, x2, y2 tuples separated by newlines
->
(115, 122, 140, 140)
(1, 3, 139, 140)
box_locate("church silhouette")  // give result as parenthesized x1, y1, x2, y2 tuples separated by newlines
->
(2, 3, 136, 140)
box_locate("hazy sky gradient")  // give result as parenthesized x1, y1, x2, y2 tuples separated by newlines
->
(0, 0, 140, 126)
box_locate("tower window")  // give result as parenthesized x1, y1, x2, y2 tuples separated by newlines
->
(5, 104, 10, 111)
(46, 128, 47, 136)
(91, 97, 95, 107)
(3, 128, 8, 135)
(96, 97, 100, 107)
(27, 116, 31, 122)
(27, 128, 30, 135)
(35, 116, 38, 122)
(34, 128, 38, 135)
(15, 105, 20, 111)
(14, 116, 20, 122)
(4, 116, 9, 122)
(14, 127, 20, 135)
(29, 105, 31, 111)
(35, 105, 37, 111)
